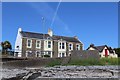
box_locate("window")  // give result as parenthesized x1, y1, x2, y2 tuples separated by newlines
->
(48, 41, 51, 48)
(47, 37, 51, 40)
(36, 40, 41, 48)
(26, 51, 32, 57)
(69, 43, 73, 50)
(59, 43, 61, 49)
(62, 53, 65, 57)
(27, 39, 32, 48)
(48, 51, 51, 57)
(62, 43, 65, 49)
(58, 52, 66, 57)
(76, 44, 80, 50)
(36, 51, 41, 57)
(59, 42, 65, 49)
(58, 53, 61, 57)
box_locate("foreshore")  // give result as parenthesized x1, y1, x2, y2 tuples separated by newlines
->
(1, 65, 119, 80)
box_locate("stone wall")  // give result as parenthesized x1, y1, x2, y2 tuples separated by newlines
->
(2, 57, 70, 68)
(70, 50, 100, 60)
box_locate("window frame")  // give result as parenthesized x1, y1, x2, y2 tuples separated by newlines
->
(58, 52, 66, 57)
(27, 39, 32, 48)
(76, 44, 80, 50)
(26, 50, 32, 57)
(69, 43, 73, 51)
(36, 40, 41, 49)
(48, 41, 51, 48)
(62, 42, 65, 49)
(59, 41, 66, 50)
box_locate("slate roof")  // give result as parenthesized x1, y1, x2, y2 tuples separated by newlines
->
(20, 31, 49, 39)
(87, 45, 114, 53)
(20, 31, 81, 43)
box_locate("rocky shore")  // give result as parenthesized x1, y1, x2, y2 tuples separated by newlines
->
(1, 66, 120, 80)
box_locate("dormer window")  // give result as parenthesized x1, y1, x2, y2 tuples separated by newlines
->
(47, 37, 50, 40)
(27, 39, 32, 48)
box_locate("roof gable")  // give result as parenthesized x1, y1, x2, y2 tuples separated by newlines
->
(87, 45, 114, 53)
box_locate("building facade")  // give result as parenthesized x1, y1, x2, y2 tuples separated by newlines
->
(87, 44, 118, 58)
(15, 28, 83, 58)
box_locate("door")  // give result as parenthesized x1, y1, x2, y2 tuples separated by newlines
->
(105, 49, 108, 57)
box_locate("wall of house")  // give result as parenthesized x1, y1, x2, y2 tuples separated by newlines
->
(15, 28, 22, 57)
(22, 38, 27, 57)
(88, 47, 96, 50)
(21, 38, 83, 58)
(22, 38, 46, 57)
(53, 40, 58, 58)
(100, 47, 110, 57)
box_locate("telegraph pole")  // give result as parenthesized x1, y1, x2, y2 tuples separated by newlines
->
(42, 17, 45, 57)
(42, 17, 45, 39)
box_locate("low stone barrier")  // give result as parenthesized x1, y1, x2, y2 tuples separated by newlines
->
(2, 57, 70, 68)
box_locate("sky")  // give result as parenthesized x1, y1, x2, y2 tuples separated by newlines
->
(2, 2, 118, 49)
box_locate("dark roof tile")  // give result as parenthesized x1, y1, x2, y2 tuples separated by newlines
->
(20, 31, 81, 43)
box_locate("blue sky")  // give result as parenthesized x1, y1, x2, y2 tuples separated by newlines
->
(2, 2, 118, 49)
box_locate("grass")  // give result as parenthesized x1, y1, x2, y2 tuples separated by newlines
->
(46, 59, 62, 67)
(67, 58, 119, 66)
(46, 58, 119, 67)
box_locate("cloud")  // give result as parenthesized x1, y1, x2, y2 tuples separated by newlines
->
(28, 2, 72, 35)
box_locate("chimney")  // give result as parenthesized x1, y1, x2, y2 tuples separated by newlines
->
(74, 36, 78, 39)
(48, 28, 53, 37)
(18, 28, 22, 32)
(90, 43, 94, 47)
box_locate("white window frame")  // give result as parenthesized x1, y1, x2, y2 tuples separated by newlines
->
(58, 41, 66, 50)
(36, 40, 41, 49)
(26, 51, 32, 57)
(48, 41, 51, 48)
(76, 44, 80, 50)
(58, 52, 66, 57)
(69, 43, 73, 51)
(27, 39, 32, 48)
(36, 51, 41, 57)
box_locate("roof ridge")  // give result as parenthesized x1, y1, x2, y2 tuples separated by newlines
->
(21, 31, 48, 35)
(94, 45, 106, 47)
(53, 35, 76, 38)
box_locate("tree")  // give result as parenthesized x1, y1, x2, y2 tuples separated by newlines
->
(114, 48, 120, 57)
(1, 41, 12, 55)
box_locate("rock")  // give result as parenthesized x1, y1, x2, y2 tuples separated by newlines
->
(27, 72, 41, 80)
(16, 73, 27, 79)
